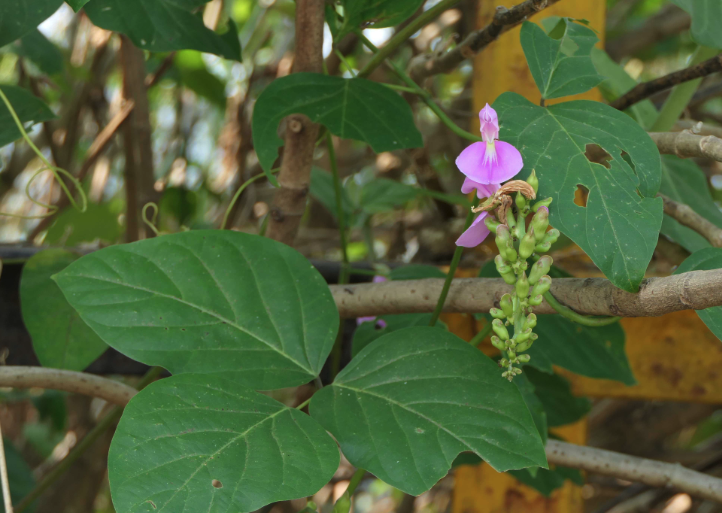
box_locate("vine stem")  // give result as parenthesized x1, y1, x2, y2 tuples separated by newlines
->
(345, 468, 366, 497)
(543, 291, 621, 327)
(468, 321, 493, 346)
(0, 422, 13, 513)
(221, 169, 279, 230)
(327, 134, 350, 284)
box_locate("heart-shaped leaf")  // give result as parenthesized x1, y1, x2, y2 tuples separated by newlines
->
(520, 18, 604, 100)
(669, 0, 722, 49)
(20, 250, 108, 371)
(336, 0, 424, 40)
(0, 0, 63, 49)
(109, 374, 339, 513)
(252, 74, 422, 181)
(494, 92, 663, 292)
(311, 327, 547, 496)
(674, 248, 722, 342)
(0, 86, 56, 149)
(54, 231, 339, 389)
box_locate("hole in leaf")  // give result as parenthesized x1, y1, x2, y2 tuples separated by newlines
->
(584, 144, 611, 169)
(574, 185, 589, 208)
(212, 479, 223, 489)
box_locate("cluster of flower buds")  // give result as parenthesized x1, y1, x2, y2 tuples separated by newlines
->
(483, 171, 556, 380)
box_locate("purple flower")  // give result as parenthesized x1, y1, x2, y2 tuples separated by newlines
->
(461, 179, 500, 199)
(357, 276, 388, 328)
(455, 104, 523, 185)
(456, 211, 491, 248)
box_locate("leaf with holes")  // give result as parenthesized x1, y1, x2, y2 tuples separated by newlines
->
(520, 18, 604, 100)
(54, 231, 339, 389)
(670, 0, 722, 49)
(84, 0, 241, 61)
(0, 86, 56, 149)
(252, 74, 423, 183)
(674, 248, 722, 342)
(20, 250, 108, 371)
(109, 374, 339, 513)
(311, 327, 547, 495)
(493, 92, 662, 292)
(0, 0, 64, 49)
(336, 0, 425, 39)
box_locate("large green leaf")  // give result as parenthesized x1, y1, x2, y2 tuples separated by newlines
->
(670, 0, 722, 49)
(311, 327, 547, 495)
(674, 248, 722, 342)
(513, 373, 547, 444)
(54, 231, 339, 389)
(359, 178, 419, 214)
(660, 155, 722, 253)
(109, 374, 339, 513)
(0, 0, 64, 49)
(336, 0, 424, 39)
(0, 85, 56, 149)
(494, 92, 663, 292)
(84, 0, 241, 61)
(524, 368, 591, 427)
(252, 74, 423, 180)
(352, 313, 443, 357)
(17, 29, 65, 76)
(20, 250, 108, 371)
(520, 18, 604, 100)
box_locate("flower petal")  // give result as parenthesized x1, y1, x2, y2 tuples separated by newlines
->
(493, 141, 524, 182)
(456, 212, 491, 248)
(357, 316, 377, 325)
(479, 103, 499, 142)
(456, 140, 523, 184)
(372, 275, 387, 283)
(461, 178, 501, 199)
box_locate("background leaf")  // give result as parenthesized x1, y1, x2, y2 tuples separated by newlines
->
(17, 29, 65, 76)
(669, 0, 722, 49)
(309, 166, 356, 221)
(66, 0, 91, 11)
(84, 0, 241, 61)
(0, 85, 56, 149)
(674, 247, 722, 342)
(252, 74, 423, 177)
(523, 367, 591, 427)
(0, 0, 64, 49)
(20, 249, 108, 371)
(389, 265, 447, 280)
(359, 178, 419, 214)
(337, 0, 424, 39)
(45, 202, 123, 246)
(520, 18, 604, 100)
(109, 374, 339, 513)
(508, 466, 583, 497)
(494, 92, 663, 292)
(0, 439, 37, 513)
(55, 231, 339, 389)
(173, 51, 227, 108)
(311, 327, 547, 495)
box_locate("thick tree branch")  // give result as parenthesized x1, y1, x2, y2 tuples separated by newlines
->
(266, 0, 325, 245)
(330, 269, 722, 318)
(611, 55, 722, 111)
(0, 367, 137, 406)
(407, 0, 560, 82)
(546, 440, 722, 503)
(650, 130, 722, 162)
(660, 194, 722, 247)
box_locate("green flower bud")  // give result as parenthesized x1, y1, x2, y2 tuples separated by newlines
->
(494, 254, 511, 274)
(530, 332, 538, 340)
(491, 336, 506, 351)
(519, 227, 536, 260)
(515, 191, 527, 210)
(531, 207, 549, 242)
(542, 228, 560, 245)
(484, 216, 501, 234)
(513, 367, 523, 375)
(529, 255, 552, 284)
(516, 271, 530, 300)
(531, 275, 551, 297)
(505, 208, 516, 229)
(505, 240, 518, 262)
(515, 339, 533, 352)
(517, 354, 531, 363)
(492, 319, 509, 340)
(499, 358, 509, 367)
(523, 313, 537, 330)
(515, 328, 532, 343)
(490, 308, 505, 319)
(531, 197, 552, 211)
(500, 293, 514, 318)
(495, 225, 511, 258)
(535, 241, 552, 253)
(527, 170, 539, 194)
(528, 294, 544, 306)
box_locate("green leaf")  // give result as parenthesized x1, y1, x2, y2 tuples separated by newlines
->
(513, 373, 547, 444)
(389, 265, 446, 281)
(17, 29, 65, 76)
(45, 202, 123, 246)
(310, 166, 356, 220)
(494, 92, 663, 292)
(20, 249, 108, 371)
(252, 74, 423, 181)
(0, 0, 64, 49)
(660, 155, 722, 253)
(54, 231, 339, 389)
(337, 0, 424, 39)
(1, 440, 36, 513)
(508, 466, 583, 497)
(520, 18, 604, 100)
(66, 0, 91, 10)
(84, 0, 241, 61)
(523, 367, 591, 427)
(674, 248, 722, 342)
(109, 374, 339, 513)
(352, 313, 443, 357)
(669, 0, 722, 49)
(359, 178, 418, 214)
(0, 85, 56, 149)
(174, 51, 227, 108)
(311, 327, 547, 495)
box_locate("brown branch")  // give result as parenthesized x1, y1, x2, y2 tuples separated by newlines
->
(610, 55, 722, 111)
(407, 0, 560, 82)
(266, 0, 325, 245)
(674, 120, 722, 139)
(330, 268, 722, 318)
(660, 193, 722, 248)
(546, 440, 722, 503)
(650, 130, 722, 162)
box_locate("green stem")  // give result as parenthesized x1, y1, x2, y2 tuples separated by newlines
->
(543, 291, 621, 327)
(296, 397, 311, 410)
(358, 0, 461, 78)
(651, 45, 719, 132)
(334, 48, 357, 77)
(345, 468, 366, 497)
(429, 200, 478, 327)
(15, 367, 164, 513)
(221, 169, 279, 230)
(381, 83, 420, 94)
(327, 134, 351, 285)
(363, 216, 376, 264)
(468, 321, 493, 346)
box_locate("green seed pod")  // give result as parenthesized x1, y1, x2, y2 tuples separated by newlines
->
(530, 332, 538, 340)
(523, 313, 537, 330)
(542, 228, 560, 245)
(518, 354, 531, 363)
(516, 271, 530, 300)
(495, 225, 511, 258)
(505, 208, 516, 229)
(494, 254, 511, 274)
(529, 255, 552, 284)
(519, 227, 536, 260)
(528, 294, 544, 306)
(492, 319, 509, 340)
(515, 191, 527, 210)
(531, 197, 552, 211)
(490, 308, 505, 319)
(484, 216, 501, 234)
(513, 367, 523, 375)
(505, 240, 518, 262)
(491, 336, 506, 351)
(500, 293, 514, 318)
(535, 241, 552, 253)
(527, 170, 539, 194)
(531, 275, 552, 297)
(531, 207, 549, 242)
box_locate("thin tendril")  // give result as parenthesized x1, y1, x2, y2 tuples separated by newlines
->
(221, 169, 279, 230)
(141, 202, 160, 236)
